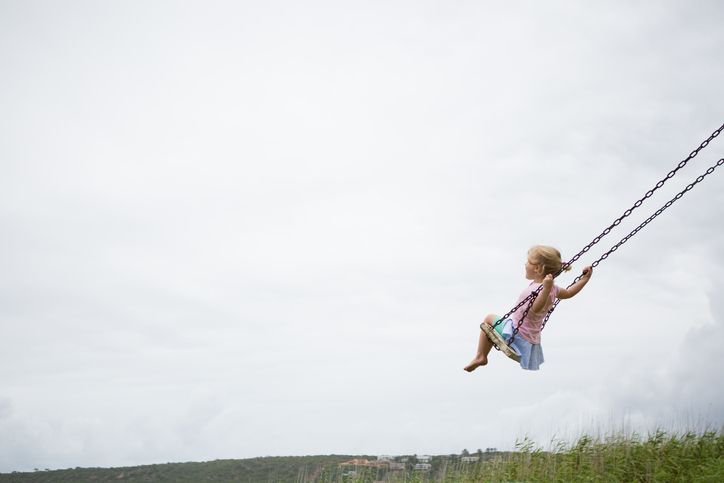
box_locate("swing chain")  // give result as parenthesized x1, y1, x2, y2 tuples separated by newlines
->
(507, 295, 536, 346)
(593, 157, 724, 264)
(541, 156, 724, 329)
(562, 123, 722, 272)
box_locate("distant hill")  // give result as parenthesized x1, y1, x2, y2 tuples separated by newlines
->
(0, 452, 501, 482)
(0, 455, 368, 482)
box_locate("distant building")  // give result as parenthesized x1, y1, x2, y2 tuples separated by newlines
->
(417, 455, 432, 463)
(414, 463, 432, 471)
(461, 456, 479, 463)
(388, 462, 405, 471)
(377, 455, 394, 462)
(339, 459, 387, 468)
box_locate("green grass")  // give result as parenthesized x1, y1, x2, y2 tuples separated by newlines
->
(399, 430, 724, 483)
(1, 430, 722, 482)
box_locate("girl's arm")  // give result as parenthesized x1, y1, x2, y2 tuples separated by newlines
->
(557, 266, 593, 300)
(531, 274, 554, 313)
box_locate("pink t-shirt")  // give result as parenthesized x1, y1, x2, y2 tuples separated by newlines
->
(510, 282, 560, 344)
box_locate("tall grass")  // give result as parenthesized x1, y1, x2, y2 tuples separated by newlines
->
(346, 429, 723, 482)
(474, 430, 723, 482)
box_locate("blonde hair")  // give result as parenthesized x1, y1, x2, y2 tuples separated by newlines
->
(528, 245, 571, 276)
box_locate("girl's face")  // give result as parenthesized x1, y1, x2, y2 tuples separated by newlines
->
(525, 256, 542, 280)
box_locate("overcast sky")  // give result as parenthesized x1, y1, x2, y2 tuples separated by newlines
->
(1, 0, 723, 473)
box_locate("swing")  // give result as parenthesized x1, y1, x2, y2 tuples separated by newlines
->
(481, 322, 521, 362)
(486, 123, 724, 362)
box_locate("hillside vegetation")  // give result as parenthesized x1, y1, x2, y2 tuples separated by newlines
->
(1, 430, 722, 482)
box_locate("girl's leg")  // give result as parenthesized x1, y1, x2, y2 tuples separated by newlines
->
(464, 314, 497, 372)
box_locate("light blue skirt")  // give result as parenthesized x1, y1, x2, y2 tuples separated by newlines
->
(496, 318, 545, 371)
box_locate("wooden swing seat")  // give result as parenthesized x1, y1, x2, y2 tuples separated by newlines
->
(480, 322, 521, 363)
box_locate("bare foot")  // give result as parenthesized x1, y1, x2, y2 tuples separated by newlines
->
(464, 357, 487, 372)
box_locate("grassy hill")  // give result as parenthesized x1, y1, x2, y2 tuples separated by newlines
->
(0, 455, 364, 482)
(1, 430, 722, 482)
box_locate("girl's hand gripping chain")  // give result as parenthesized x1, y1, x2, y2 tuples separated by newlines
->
(542, 274, 553, 289)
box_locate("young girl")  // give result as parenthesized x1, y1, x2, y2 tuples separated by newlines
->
(464, 245, 593, 371)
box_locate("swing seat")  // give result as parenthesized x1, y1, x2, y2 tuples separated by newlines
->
(480, 322, 521, 363)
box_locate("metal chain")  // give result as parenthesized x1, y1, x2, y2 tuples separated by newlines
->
(557, 122, 722, 276)
(484, 123, 723, 351)
(541, 157, 724, 329)
(507, 294, 536, 345)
